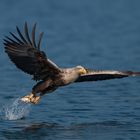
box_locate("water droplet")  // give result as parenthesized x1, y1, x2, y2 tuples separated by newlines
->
(1, 98, 31, 120)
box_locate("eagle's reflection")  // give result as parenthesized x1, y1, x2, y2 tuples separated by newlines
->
(2, 122, 59, 139)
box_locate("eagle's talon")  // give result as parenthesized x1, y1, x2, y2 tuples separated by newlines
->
(30, 96, 40, 104)
(21, 93, 40, 104)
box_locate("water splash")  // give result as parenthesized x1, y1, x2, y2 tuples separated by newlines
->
(1, 98, 31, 120)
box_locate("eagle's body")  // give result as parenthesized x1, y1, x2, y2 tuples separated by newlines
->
(32, 66, 84, 96)
(3, 23, 140, 104)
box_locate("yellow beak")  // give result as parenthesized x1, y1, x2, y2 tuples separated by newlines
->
(79, 68, 87, 75)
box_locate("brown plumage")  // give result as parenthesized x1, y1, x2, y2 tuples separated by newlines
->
(3, 23, 140, 104)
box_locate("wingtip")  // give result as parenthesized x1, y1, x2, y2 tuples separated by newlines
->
(32, 23, 37, 48)
(37, 32, 44, 50)
(132, 72, 140, 76)
(4, 22, 44, 50)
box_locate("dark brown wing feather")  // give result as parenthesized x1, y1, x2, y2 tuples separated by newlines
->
(75, 70, 140, 82)
(4, 22, 61, 81)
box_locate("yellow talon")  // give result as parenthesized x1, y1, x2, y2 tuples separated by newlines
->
(21, 93, 40, 104)
(30, 96, 40, 104)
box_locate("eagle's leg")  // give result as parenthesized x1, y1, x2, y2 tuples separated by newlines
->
(30, 85, 58, 104)
(40, 86, 58, 96)
(21, 79, 53, 104)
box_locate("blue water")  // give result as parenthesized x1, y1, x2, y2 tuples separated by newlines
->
(0, 0, 140, 139)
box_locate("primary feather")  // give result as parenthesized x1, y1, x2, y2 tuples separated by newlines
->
(4, 23, 60, 81)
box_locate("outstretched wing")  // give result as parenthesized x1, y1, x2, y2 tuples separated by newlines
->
(75, 69, 140, 82)
(4, 22, 61, 81)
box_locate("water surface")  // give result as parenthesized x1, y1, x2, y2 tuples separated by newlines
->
(0, 0, 140, 139)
